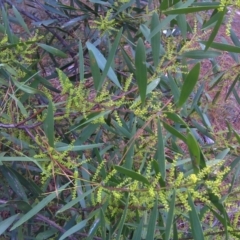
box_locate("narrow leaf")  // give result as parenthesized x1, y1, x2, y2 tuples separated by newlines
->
(177, 14, 187, 40)
(188, 193, 204, 239)
(166, 73, 180, 104)
(100, 209, 106, 240)
(11, 76, 43, 95)
(165, 112, 188, 126)
(36, 229, 58, 239)
(124, 121, 136, 169)
(161, 120, 187, 142)
(202, 11, 219, 30)
(225, 74, 240, 100)
(200, 41, 240, 53)
(209, 72, 225, 90)
(186, 132, 201, 174)
(57, 188, 95, 213)
(7, 168, 42, 198)
(149, 0, 195, 39)
(132, 217, 144, 240)
(43, 100, 54, 147)
(156, 119, 166, 180)
(165, 190, 176, 240)
(99, 28, 123, 90)
(0, 165, 28, 202)
(233, 88, 240, 105)
(8, 93, 28, 117)
(151, 13, 160, 67)
(61, 16, 86, 28)
(59, 219, 88, 240)
(12, 6, 30, 35)
(116, 194, 129, 240)
(207, 200, 229, 239)
(11, 182, 70, 230)
(86, 42, 121, 88)
(146, 200, 158, 240)
(178, 63, 200, 108)
(55, 143, 103, 152)
(0, 214, 19, 235)
(134, 78, 160, 103)
(230, 29, 240, 47)
(89, 50, 101, 90)
(173, 221, 179, 240)
(37, 43, 68, 58)
(164, 5, 219, 14)
(204, 8, 226, 51)
(228, 157, 240, 194)
(1, 7, 13, 43)
(135, 38, 147, 105)
(115, 166, 150, 185)
(79, 40, 85, 81)
(87, 218, 101, 239)
(68, 110, 111, 133)
(233, 130, 240, 144)
(190, 83, 204, 112)
(182, 50, 221, 59)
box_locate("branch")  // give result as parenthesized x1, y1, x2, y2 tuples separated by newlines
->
(0, 108, 44, 129)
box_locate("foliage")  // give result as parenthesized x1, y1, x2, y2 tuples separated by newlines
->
(0, 0, 240, 239)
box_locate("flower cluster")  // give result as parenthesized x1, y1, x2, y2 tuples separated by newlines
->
(94, 10, 117, 36)
(90, 155, 233, 225)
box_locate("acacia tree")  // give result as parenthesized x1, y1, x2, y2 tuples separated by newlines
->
(0, 0, 240, 239)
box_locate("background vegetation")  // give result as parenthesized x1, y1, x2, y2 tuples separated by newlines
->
(0, 0, 240, 239)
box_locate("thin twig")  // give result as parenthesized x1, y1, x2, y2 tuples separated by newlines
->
(0, 108, 44, 129)
(4, 1, 76, 58)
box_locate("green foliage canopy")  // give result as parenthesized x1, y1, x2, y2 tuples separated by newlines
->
(0, 0, 240, 239)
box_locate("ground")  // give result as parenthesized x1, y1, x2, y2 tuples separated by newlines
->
(200, 10, 240, 132)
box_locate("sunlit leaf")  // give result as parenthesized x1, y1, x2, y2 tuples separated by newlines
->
(86, 42, 122, 88)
